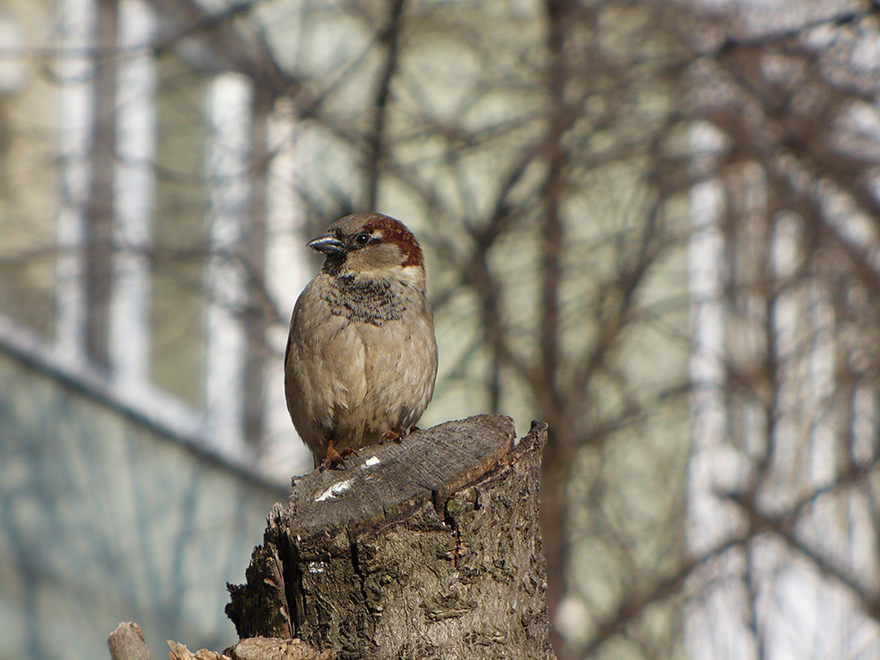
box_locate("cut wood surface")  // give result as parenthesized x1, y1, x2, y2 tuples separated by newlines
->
(108, 623, 152, 660)
(107, 625, 329, 660)
(289, 414, 517, 536)
(227, 414, 556, 660)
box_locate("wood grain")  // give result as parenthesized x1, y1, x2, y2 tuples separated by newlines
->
(227, 415, 556, 659)
(288, 414, 517, 538)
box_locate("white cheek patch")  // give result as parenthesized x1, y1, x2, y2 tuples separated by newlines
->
(395, 265, 425, 285)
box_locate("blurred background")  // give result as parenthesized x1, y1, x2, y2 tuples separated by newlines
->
(1, 0, 879, 658)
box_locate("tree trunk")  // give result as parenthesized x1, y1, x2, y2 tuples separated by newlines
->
(226, 415, 556, 660)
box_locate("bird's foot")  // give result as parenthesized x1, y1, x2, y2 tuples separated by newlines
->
(320, 441, 358, 470)
(381, 428, 402, 443)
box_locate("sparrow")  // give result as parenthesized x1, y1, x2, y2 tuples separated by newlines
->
(284, 212, 438, 469)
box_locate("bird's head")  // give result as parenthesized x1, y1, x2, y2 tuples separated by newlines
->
(308, 212, 425, 279)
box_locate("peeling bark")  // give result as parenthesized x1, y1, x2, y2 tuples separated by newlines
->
(227, 415, 556, 660)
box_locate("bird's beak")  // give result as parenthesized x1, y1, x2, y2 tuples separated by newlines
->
(307, 234, 346, 255)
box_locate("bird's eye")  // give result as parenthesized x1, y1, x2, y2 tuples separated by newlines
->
(355, 233, 371, 245)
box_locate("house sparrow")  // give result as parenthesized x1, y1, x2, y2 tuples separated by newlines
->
(284, 212, 438, 469)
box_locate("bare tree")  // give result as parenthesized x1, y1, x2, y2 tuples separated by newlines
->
(3, 1, 880, 659)
(272, 1, 880, 658)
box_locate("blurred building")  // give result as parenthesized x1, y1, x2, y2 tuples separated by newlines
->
(0, 0, 299, 658)
(5, 1, 877, 660)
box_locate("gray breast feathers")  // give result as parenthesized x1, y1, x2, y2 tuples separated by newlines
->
(320, 275, 409, 326)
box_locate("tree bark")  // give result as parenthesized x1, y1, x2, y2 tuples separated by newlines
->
(227, 415, 556, 660)
(108, 623, 152, 660)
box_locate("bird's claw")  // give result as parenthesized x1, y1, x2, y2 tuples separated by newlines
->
(381, 428, 402, 443)
(320, 444, 358, 470)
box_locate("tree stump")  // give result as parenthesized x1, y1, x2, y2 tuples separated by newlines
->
(226, 415, 555, 660)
